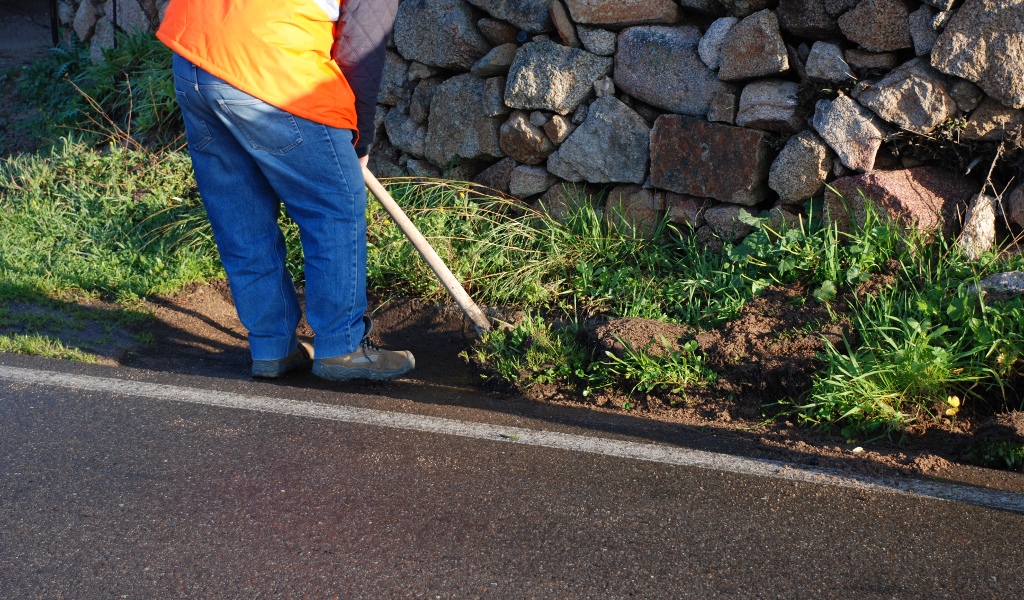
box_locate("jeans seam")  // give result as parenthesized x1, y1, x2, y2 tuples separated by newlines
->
(322, 124, 360, 352)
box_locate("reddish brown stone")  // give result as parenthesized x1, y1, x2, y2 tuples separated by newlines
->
(666, 192, 710, 229)
(550, 0, 582, 48)
(649, 115, 773, 206)
(825, 167, 979, 236)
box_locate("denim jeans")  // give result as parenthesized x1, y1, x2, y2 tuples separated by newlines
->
(172, 53, 367, 361)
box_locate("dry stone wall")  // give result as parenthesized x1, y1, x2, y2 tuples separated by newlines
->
(374, 0, 1024, 249)
(57, 0, 1024, 249)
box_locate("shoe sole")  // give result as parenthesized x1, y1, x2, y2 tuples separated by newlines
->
(312, 355, 415, 382)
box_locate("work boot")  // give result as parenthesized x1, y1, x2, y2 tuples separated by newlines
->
(251, 341, 314, 378)
(313, 316, 415, 381)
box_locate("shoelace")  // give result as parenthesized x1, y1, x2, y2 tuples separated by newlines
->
(359, 336, 382, 354)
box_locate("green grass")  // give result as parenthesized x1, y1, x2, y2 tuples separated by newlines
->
(796, 233, 1024, 439)
(0, 333, 97, 362)
(4, 31, 179, 154)
(0, 138, 221, 303)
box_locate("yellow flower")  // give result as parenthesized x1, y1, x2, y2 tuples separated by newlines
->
(945, 395, 961, 416)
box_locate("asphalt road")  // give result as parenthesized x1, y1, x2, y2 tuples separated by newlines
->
(2, 353, 1023, 598)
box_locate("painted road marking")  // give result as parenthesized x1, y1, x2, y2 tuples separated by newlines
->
(3, 364, 1023, 513)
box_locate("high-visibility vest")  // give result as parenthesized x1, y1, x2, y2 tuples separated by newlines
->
(157, 0, 357, 131)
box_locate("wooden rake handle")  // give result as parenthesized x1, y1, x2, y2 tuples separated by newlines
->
(362, 167, 492, 337)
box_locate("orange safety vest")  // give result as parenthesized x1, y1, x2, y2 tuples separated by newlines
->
(157, 0, 357, 131)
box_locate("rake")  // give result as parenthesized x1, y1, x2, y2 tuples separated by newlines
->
(362, 168, 492, 337)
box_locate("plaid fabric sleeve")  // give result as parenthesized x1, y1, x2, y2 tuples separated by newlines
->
(334, 0, 399, 157)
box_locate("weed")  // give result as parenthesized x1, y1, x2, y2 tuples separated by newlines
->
(600, 338, 716, 395)
(969, 440, 1024, 472)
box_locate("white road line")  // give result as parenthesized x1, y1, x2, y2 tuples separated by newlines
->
(3, 364, 1024, 513)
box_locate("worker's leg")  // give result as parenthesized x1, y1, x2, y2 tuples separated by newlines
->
(172, 54, 302, 361)
(172, 55, 368, 360)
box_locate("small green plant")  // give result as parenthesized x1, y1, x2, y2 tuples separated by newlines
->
(8, 32, 180, 147)
(600, 338, 715, 396)
(969, 440, 1024, 471)
(471, 314, 597, 392)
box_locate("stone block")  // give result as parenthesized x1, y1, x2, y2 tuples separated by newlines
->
(546, 96, 651, 184)
(510, 165, 559, 197)
(650, 116, 773, 206)
(856, 58, 956, 134)
(394, 0, 490, 70)
(718, 9, 790, 81)
(505, 40, 613, 115)
(564, 0, 680, 26)
(825, 167, 978, 236)
(931, 0, 1024, 109)
(837, 0, 913, 53)
(615, 25, 729, 117)
(768, 130, 833, 203)
(736, 79, 805, 133)
(811, 94, 886, 173)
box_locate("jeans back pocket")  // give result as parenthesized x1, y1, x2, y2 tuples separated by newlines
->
(217, 98, 303, 154)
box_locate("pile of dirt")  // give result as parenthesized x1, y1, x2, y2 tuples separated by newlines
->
(693, 284, 851, 418)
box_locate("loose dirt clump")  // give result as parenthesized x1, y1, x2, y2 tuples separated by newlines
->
(586, 317, 692, 358)
(693, 284, 851, 415)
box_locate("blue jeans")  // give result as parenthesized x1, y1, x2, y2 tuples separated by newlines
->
(172, 54, 367, 361)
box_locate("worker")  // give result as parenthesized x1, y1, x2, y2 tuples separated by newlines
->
(156, 0, 414, 381)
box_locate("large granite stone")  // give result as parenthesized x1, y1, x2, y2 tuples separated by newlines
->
(615, 26, 729, 117)
(735, 79, 805, 133)
(961, 98, 1024, 141)
(768, 130, 834, 203)
(394, 0, 491, 70)
(718, 9, 790, 81)
(931, 0, 1024, 109)
(384, 109, 428, 158)
(510, 165, 559, 197)
(805, 41, 854, 83)
(837, 0, 913, 53)
(824, 167, 977, 236)
(546, 96, 651, 184)
(563, 0, 681, 26)
(855, 58, 956, 134)
(505, 40, 613, 115)
(499, 111, 556, 165)
(425, 74, 504, 166)
(650, 116, 773, 206)
(811, 94, 886, 173)
(958, 193, 997, 260)
(465, 0, 553, 33)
